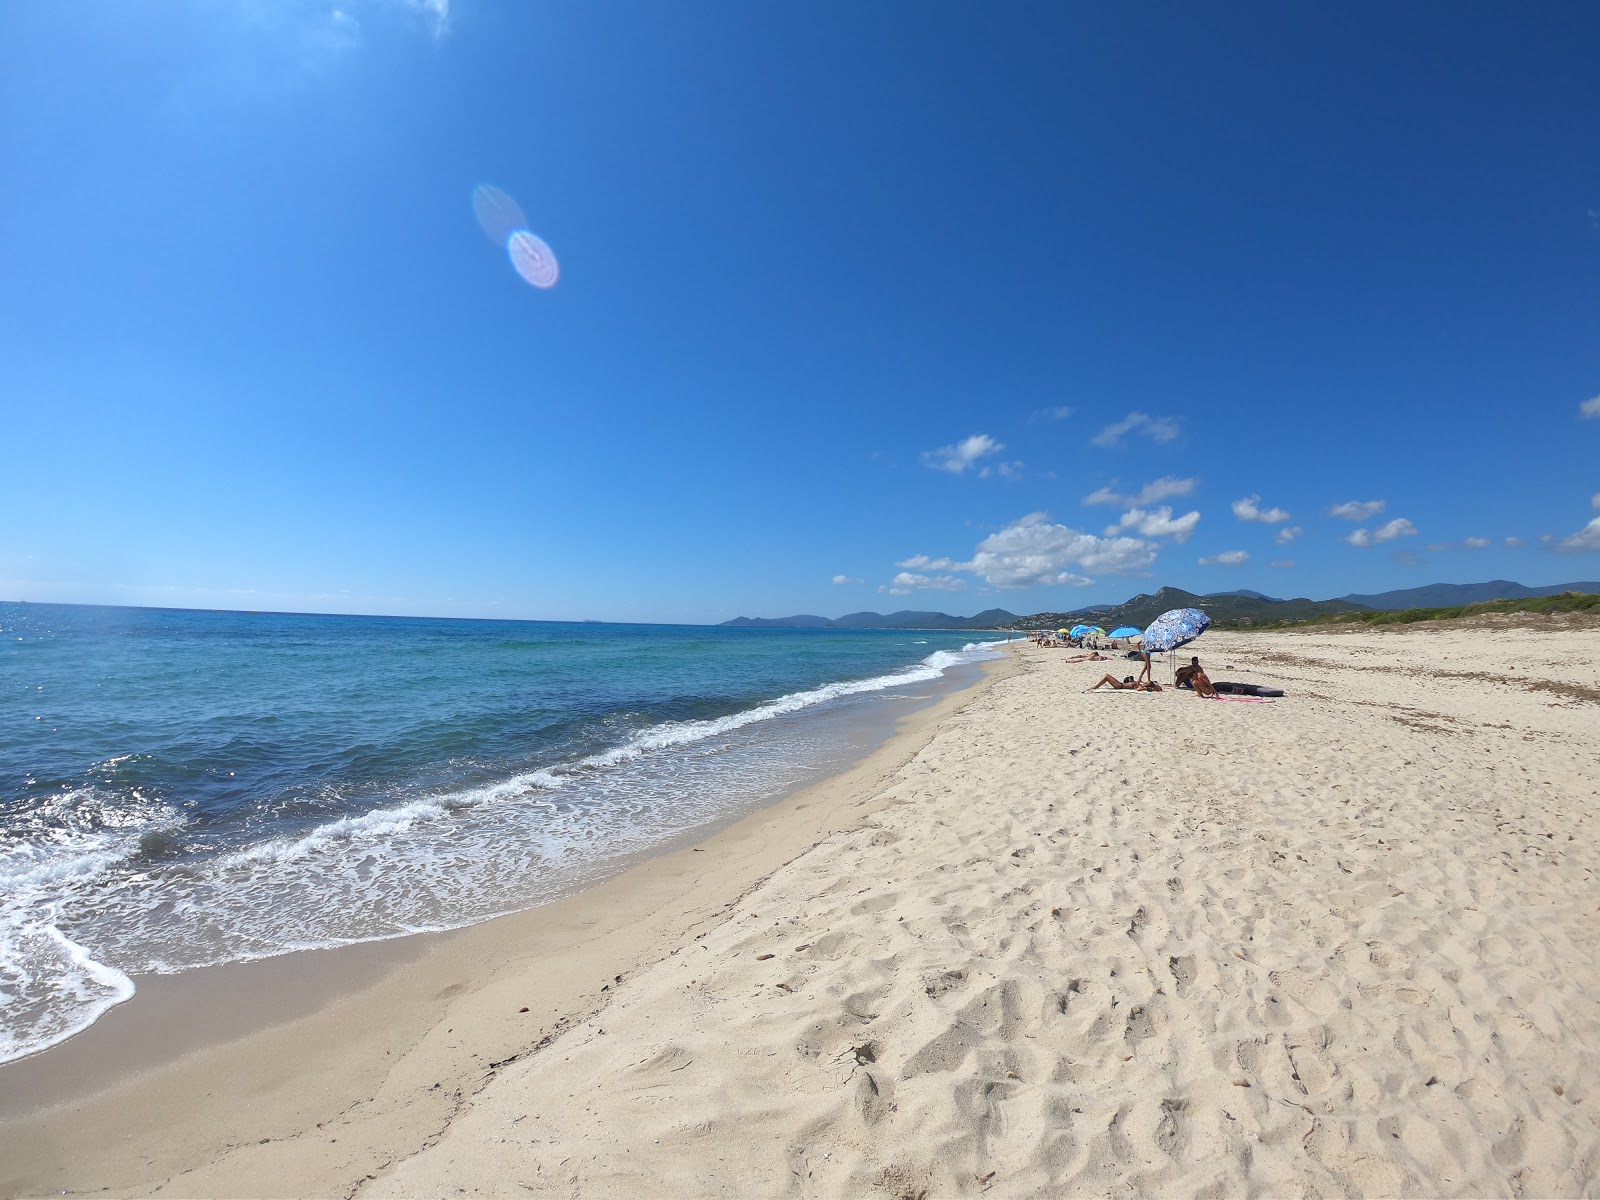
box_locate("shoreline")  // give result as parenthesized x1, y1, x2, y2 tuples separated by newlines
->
(0, 646, 1022, 1198)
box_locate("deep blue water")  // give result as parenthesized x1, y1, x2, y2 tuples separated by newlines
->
(0, 602, 1002, 1063)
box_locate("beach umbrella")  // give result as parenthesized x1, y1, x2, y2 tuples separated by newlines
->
(1081, 626, 1106, 638)
(1142, 607, 1211, 653)
(1109, 626, 1142, 639)
(1056, 628, 1070, 637)
(1069, 624, 1089, 637)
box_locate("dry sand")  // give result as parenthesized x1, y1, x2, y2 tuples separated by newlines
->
(6, 627, 1600, 1198)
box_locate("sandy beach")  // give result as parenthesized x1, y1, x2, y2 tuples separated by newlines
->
(5, 624, 1599, 1198)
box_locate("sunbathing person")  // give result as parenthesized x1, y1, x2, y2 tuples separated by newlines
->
(1088, 674, 1162, 692)
(1065, 651, 1110, 662)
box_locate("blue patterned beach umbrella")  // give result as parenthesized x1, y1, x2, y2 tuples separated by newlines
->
(1142, 607, 1211, 653)
(1109, 626, 1142, 638)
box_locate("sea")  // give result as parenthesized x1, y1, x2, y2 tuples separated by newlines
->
(0, 601, 1005, 1065)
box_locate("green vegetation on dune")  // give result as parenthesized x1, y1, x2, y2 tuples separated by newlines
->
(1262, 591, 1600, 630)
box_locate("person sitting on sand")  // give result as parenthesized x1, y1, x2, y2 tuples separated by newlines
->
(1188, 665, 1219, 698)
(1174, 656, 1203, 689)
(1088, 674, 1162, 692)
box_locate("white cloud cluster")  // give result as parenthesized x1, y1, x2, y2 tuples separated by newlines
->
(1556, 516, 1600, 554)
(1198, 550, 1249, 566)
(1581, 394, 1600, 419)
(1030, 405, 1074, 423)
(1345, 518, 1417, 547)
(920, 433, 1020, 479)
(1274, 525, 1302, 545)
(1091, 412, 1180, 447)
(966, 515, 1153, 586)
(895, 554, 960, 571)
(882, 572, 966, 596)
(1426, 537, 1491, 551)
(922, 433, 1001, 474)
(1232, 495, 1290, 524)
(406, 0, 451, 37)
(1083, 476, 1197, 508)
(1104, 506, 1201, 543)
(1505, 536, 1523, 547)
(831, 574, 862, 585)
(1328, 499, 1386, 521)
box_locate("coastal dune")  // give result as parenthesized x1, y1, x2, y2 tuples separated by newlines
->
(371, 627, 1600, 1198)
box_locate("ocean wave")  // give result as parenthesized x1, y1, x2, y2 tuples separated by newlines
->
(0, 638, 1002, 1065)
(0, 787, 170, 1065)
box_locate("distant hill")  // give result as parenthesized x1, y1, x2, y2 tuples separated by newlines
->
(718, 614, 838, 628)
(720, 608, 1020, 630)
(721, 579, 1600, 633)
(1210, 588, 1282, 602)
(1339, 579, 1600, 611)
(1015, 587, 1360, 632)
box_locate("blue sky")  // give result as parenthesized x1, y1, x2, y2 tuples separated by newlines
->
(4, 1, 1598, 623)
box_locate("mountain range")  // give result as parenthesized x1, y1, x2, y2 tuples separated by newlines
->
(719, 579, 1600, 630)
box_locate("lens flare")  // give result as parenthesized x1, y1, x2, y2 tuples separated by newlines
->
(507, 230, 559, 288)
(472, 184, 527, 247)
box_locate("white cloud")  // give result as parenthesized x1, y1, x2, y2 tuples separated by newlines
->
(1328, 499, 1386, 521)
(831, 574, 862, 585)
(895, 554, 959, 570)
(1091, 411, 1181, 447)
(1592, 492, 1600, 511)
(1580, 394, 1600, 419)
(1347, 517, 1416, 547)
(921, 433, 1005, 475)
(1555, 516, 1600, 554)
(1104, 505, 1201, 543)
(1463, 536, 1490, 548)
(406, 0, 450, 37)
(1232, 495, 1291, 524)
(1082, 476, 1197, 508)
(881, 572, 968, 596)
(1270, 558, 1296, 569)
(1505, 536, 1523, 547)
(1374, 518, 1417, 541)
(1198, 550, 1250, 566)
(1426, 536, 1491, 551)
(963, 513, 1154, 588)
(1030, 405, 1074, 423)
(1274, 525, 1303, 545)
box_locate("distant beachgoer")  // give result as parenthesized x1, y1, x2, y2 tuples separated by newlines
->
(1065, 652, 1109, 662)
(1088, 674, 1162, 692)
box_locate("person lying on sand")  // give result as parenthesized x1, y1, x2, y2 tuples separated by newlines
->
(1065, 652, 1110, 662)
(1088, 674, 1162, 692)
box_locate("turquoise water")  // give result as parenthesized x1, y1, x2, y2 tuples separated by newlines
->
(0, 602, 1002, 1063)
